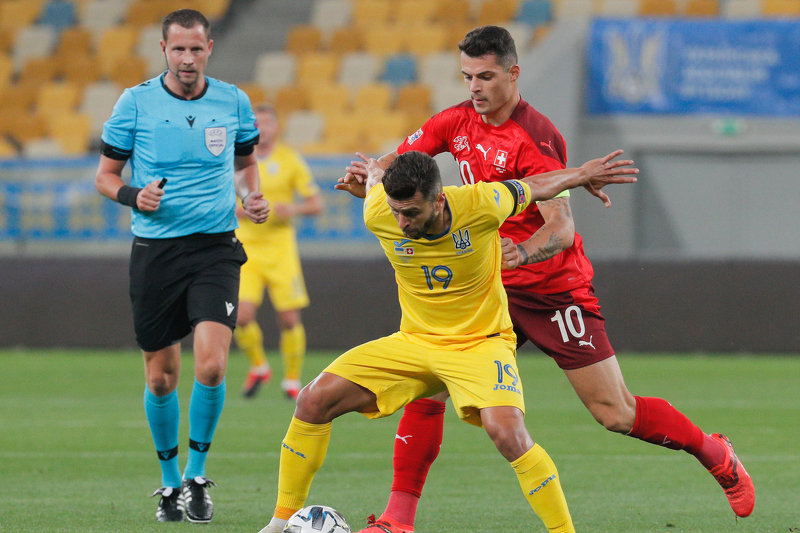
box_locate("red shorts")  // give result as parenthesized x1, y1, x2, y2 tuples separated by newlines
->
(505, 285, 615, 370)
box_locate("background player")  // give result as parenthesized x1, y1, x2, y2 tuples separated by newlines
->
(257, 149, 638, 533)
(234, 104, 323, 400)
(343, 25, 754, 533)
(94, 9, 269, 524)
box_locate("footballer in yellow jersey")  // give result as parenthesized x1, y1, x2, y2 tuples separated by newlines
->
(256, 150, 637, 533)
(234, 105, 323, 400)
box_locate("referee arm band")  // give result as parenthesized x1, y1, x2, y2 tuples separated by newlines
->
(117, 185, 142, 208)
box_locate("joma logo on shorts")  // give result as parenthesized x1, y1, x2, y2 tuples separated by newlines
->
(282, 442, 306, 458)
(492, 383, 522, 395)
(529, 475, 556, 495)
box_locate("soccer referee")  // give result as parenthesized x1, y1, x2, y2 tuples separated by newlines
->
(94, 9, 269, 524)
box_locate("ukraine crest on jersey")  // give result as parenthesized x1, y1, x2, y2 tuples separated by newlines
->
(364, 180, 533, 344)
(102, 74, 259, 238)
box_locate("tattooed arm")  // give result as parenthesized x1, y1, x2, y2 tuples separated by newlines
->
(501, 196, 575, 269)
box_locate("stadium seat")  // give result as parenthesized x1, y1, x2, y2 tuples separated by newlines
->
(137, 24, 166, 78)
(381, 54, 417, 87)
(338, 52, 380, 89)
(254, 52, 296, 90)
(48, 111, 93, 154)
(395, 0, 440, 24)
(283, 110, 324, 150)
(403, 23, 450, 56)
(0, 1, 45, 35)
(477, 0, 519, 25)
(0, 82, 39, 113)
(395, 83, 432, 115)
(352, 0, 393, 26)
(37, 81, 82, 116)
(6, 111, 48, 144)
(272, 84, 309, 116)
(418, 51, 461, 87)
(0, 53, 12, 92)
(445, 21, 476, 49)
(285, 25, 323, 55)
(12, 25, 57, 72)
(352, 82, 393, 114)
(195, 0, 230, 20)
(762, 0, 800, 16)
(319, 112, 362, 153)
(363, 24, 406, 57)
(80, 80, 123, 136)
(432, 0, 472, 23)
(328, 28, 363, 55)
(0, 137, 17, 158)
(722, 0, 759, 17)
(296, 52, 339, 87)
(237, 83, 268, 106)
(82, 0, 131, 41)
(17, 57, 59, 85)
(306, 82, 350, 116)
(639, 0, 678, 16)
(311, 0, 353, 37)
(516, 0, 552, 27)
(684, 0, 719, 16)
(38, 0, 78, 35)
(61, 53, 101, 87)
(431, 81, 467, 112)
(56, 26, 93, 57)
(596, 0, 639, 16)
(96, 25, 138, 78)
(107, 56, 147, 88)
(124, 0, 168, 27)
(363, 110, 407, 147)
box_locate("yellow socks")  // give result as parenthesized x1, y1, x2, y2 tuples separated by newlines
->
(512, 444, 575, 533)
(234, 321, 268, 368)
(274, 417, 331, 519)
(280, 324, 306, 381)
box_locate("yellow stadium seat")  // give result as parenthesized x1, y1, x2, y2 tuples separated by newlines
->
(433, 0, 472, 23)
(362, 110, 407, 151)
(0, 28, 15, 53)
(306, 82, 351, 116)
(762, 0, 800, 16)
(296, 52, 339, 86)
(273, 85, 309, 116)
(353, 83, 393, 113)
(0, 53, 13, 91)
(0, 136, 17, 158)
(639, 0, 678, 15)
(0, 1, 44, 34)
(108, 57, 148, 88)
(6, 110, 47, 144)
(395, 0, 440, 24)
(320, 112, 362, 153)
(125, 0, 170, 27)
(286, 25, 323, 55)
(445, 21, 476, 49)
(404, 23, 450, 55)
(684, 0, 719, 15)
(48, 112, 93, 155)
(57, 27, 94, 57)
(477, 0, 519, 25)
(18, 57, 59, 85)
(237, 83, 269, 106)
(97, 26, 138, 78)
(352, 0, 393, 26)
(61, 54, 101, 87)
(363, 24, 406, 56)
(196, 0, 231, 20)
(0, 82, 39, 113)
(395, 83, 432, 115)
(329, 28, 363, 55)
(37, 82, 82, 116)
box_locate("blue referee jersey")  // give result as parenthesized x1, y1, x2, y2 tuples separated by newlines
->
(102, 73, 259, 239)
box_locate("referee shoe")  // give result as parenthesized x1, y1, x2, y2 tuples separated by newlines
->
(151, 486, 185, 522)
(707, 433, 755, 517)
(182, 476, 216, 523)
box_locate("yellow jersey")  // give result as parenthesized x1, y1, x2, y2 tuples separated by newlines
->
(236, 143, 319, 244)
(364, 179, 533, 345)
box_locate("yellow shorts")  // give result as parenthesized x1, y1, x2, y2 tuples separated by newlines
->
(239, 237, 309, 311)
(323, 331, 524, 427)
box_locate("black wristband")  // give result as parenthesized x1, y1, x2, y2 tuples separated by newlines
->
(117, 185, 142, 208)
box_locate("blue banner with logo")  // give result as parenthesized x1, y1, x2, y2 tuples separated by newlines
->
(586, 19, 800, 115)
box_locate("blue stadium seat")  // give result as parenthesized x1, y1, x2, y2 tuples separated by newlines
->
(38, 0, 77, 35)
(381, 54, 417, 87)
(516, 0, 552, 27)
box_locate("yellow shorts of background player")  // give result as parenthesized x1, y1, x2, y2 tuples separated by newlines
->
(239, 238, 309, 311)
(323, 331, 525, 427)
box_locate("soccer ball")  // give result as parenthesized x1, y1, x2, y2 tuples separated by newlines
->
(283, 505, 351, 533)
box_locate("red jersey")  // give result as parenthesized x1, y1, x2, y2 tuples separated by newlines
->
(396, 98, 594, 294)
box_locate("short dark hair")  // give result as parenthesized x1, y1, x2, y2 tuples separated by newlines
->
(162, 9, 210, 41)
(383, 151, 442, 202)
(458, 25, 517, 70)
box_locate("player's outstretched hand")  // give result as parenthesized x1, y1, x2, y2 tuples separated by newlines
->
(579, 149, 638, 207)
(136, 178, 165, 211)
(334, 174, 367, 198)
(342, 152, 370, 184)
(500, 237, 525, 270)
(243, 192, 270, 224)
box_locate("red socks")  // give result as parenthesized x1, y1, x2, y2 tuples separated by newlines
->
(629, 396, 726, 468)
(385, 398, 446, 526)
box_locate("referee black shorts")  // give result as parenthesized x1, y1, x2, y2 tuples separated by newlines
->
(129, 231, 248, 352)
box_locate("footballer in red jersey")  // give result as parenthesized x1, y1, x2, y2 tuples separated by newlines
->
(341, 25, 754, 533)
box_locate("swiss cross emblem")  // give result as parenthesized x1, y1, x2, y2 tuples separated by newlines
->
(494, 150, 508, 169)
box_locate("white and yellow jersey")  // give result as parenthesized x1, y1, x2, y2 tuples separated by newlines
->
(364, 179, 533, 345)
(236, 143, 319, 244)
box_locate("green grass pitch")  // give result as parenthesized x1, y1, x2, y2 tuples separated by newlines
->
(1, 349, 798, 532)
